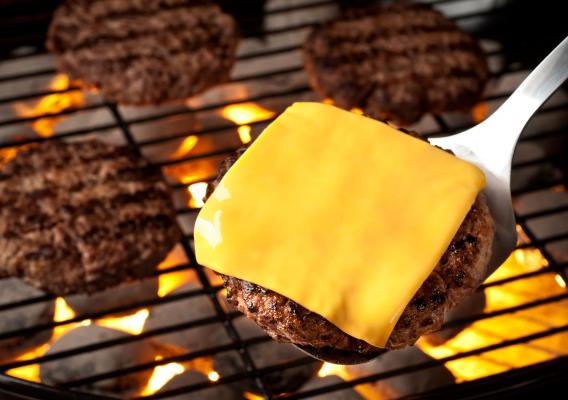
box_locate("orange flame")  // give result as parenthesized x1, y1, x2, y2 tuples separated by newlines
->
(157, 247, 195, 297)
(13, 74, 83, 137)
(318, 363, 349, 379)
(220, 102, 275, 145)
(97, 309, 150, 335)
(141, 356, 185, 396)
(171, 135, 199, 160)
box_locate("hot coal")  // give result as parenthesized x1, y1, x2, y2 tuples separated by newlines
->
(0, 278, 54, 361)
(212, 316, 321, 395)
(300, 375, 364, 400)
(157, 371, 240, 400)
(65, 277, 159, 317)
(424, 290, 486, 345)
(347, 346, 455, 399)
(39, 325, 162, 396)
(144, 283, 221, 351)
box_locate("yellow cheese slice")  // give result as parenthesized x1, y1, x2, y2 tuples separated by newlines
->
(195, 102, 485, 348)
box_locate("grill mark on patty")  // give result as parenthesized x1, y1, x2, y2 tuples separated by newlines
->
(54, 0, 210, 32)
(0, 147, 134, 178)
(56, 6, 225, 54)
(0, 155, 158, 194)
(66, 46, 231, 78)
(0, 167, 162, 209)
(81, 214, 174, 245)
(0, 188, 171, 239)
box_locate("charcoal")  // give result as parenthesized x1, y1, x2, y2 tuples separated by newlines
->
(65, 277, 159, 317)
(347, 346, 455, 398)
(0, 278, 54, 360)
(144, 283, 222, 351)
(157, 371, 240, 400)
(212, 316, 321, 395)
(424, 291, 486, 345)
(300, 375, 364, 400)
(39, 325, 161, 396)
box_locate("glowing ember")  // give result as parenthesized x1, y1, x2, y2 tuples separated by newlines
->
(351, 107, 364, 115)
(97, 309, 150, 335)
(322, 98, 335, 105)
(141, 356, 185, 396)
(238, 125, 252, 144)
(207, 370, 220, 382)
(220, 102, 274, 145)
(13, 74, 83, 137)
(554, 274, 567, 288)
(188, 182, 208, 208)
(171, 135, 199, 159)
(471, 102, 489, 123)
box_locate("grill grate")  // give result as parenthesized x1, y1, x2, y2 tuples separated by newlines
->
(1, 0, 567, 399)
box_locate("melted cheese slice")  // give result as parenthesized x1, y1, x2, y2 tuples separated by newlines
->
(195, 102, 485, 347)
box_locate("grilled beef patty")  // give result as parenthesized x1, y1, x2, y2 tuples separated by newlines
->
(303, 3, 489, 125)
(46, 0, 238, 105)
(207, 134, 494, 353)
(0, 140, 180, 295)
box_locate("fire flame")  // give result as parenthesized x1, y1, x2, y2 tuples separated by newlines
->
(97, 309, 150, 335)
(141, 356, 185, 396)
(157, 247, 195, 297)
(13, 74, 83, 137)
(220, 102, 275, 145)
(171, 135, 199, 160)
(318, 362, 349, 379)
(188, 182, 208, 209)
(207, 370, 220, 382)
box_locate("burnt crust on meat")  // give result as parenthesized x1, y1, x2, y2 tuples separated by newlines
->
(0, 140, 181, 295)
(208, 133, 494, 353)
(46, 0, 239, 105)
(303, 3, 489, 125)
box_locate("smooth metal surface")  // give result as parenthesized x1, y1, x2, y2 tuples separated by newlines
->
(295, 345, 385, 365)
(430, 36, 568, 278)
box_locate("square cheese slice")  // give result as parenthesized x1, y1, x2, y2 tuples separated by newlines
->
(195, 102, 485, 347)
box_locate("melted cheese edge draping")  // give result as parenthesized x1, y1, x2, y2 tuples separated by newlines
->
(195, 102, 485, 348)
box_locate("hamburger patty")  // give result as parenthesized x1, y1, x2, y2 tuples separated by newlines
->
(303, 3, 489, 125)
(46, 0, 238, 105)
(207, 136, 494, 353)
(0, 140, 180, 295)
